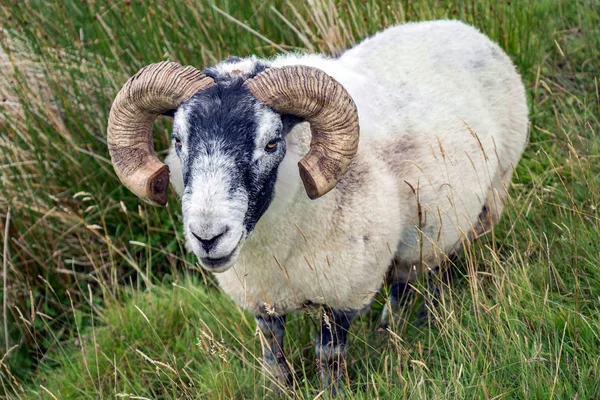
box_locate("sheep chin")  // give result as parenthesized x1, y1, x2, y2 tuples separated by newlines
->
(197, 236, 244, 273)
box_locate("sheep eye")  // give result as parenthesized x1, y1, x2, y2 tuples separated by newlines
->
(265, 140, 278, 152)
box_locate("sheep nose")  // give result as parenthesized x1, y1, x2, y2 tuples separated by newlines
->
(191, 227, 229, 252)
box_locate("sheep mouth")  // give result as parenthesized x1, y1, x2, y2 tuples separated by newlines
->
(199, 237, 243, 272)
(201, 253, 234, 269)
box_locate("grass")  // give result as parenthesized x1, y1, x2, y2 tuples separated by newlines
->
(0, 0, 599, 398)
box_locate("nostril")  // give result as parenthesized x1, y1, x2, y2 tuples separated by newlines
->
(191, 227, 229, 252)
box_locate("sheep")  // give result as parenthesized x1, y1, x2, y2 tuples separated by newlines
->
(107, 20, 528, 393)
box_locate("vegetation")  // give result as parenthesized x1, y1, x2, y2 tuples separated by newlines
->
(0, 0, 598, 398)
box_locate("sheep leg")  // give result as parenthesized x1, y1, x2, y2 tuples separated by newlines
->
(255, 314, 292, 387)
(379, 271, 443, 327)
(316, 307, 357, 395)
(378, 281, 413, 329)
(416, 271, 441, 321)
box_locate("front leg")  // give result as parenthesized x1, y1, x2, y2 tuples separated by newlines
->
(379, 281, 412, 329)
(316, 307, 357, 395)
(255, 314, 292, 387)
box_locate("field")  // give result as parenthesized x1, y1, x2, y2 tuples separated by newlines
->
(1, 0, 599, 398)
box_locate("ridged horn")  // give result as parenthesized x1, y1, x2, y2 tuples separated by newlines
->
(107, 61, 215, 206)
(245, 65, 359, 199)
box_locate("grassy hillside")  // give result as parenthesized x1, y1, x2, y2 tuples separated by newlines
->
(0, 0, 599, 398)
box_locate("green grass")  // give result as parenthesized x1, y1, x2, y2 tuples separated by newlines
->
(1, 0, 599, 398)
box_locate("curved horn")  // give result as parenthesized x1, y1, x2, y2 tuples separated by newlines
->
(107, 61, 215, 206)
(245, 66, 359, 199)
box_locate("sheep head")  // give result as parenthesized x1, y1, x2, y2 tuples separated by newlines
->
(107, 59, 359, 271)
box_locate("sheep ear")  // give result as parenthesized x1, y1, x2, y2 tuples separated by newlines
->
(281, 114, 304, 136)
(161, 109, 177, 118)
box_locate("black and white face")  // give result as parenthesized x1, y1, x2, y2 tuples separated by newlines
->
(165, 65, 298, 272)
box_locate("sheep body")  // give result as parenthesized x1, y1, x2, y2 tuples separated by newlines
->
(167, 20, 528, 315)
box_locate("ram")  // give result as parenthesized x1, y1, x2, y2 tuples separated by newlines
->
(107, 20, 528, 393)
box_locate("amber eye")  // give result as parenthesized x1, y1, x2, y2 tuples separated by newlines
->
(265, 140, 278, 152)
(174, 137, 182, 149)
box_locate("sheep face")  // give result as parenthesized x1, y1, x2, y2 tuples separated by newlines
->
(164, 77, 291, 272)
